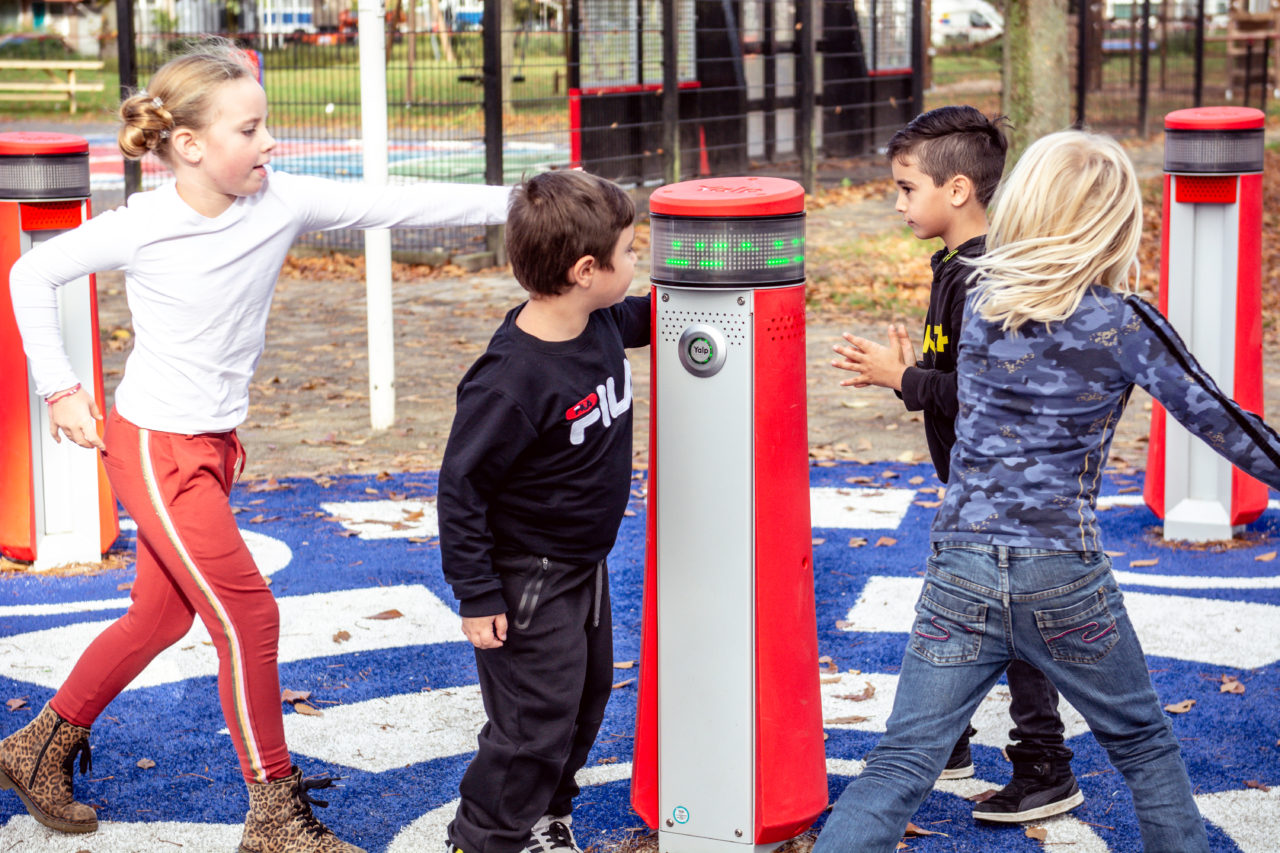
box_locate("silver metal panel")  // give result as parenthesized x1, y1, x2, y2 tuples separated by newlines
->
(28, 226, 105, 568)
(655, 286, 755, 843)
(658, 830, 781, 853)
(1163, 192, 1240, 541)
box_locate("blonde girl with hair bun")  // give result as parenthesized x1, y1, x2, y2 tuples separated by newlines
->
(814, 129, 1280, 853)
(4, 36, 510, 853)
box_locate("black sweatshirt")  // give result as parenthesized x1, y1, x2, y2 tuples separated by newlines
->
(437, 294, 651, 617)
(897, 234, 986, 483)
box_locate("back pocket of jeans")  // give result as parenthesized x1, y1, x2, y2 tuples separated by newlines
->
(1034, 589, 1120, 664)
(909, 583, 986, 665)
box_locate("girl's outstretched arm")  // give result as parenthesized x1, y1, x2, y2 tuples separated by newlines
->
(1122, 294, 1280, 490)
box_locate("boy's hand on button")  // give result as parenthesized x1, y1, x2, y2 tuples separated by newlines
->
(462, 613, 508, 649)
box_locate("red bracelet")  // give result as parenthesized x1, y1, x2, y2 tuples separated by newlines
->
(45, 383, 82, 405)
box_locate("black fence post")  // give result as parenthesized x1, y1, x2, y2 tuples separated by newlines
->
(1076, 0, 1088, 127)
(661, 0, 679, 185)
(910, 0, 924, 119)
(1138, 0, 1151, 137)
(797, 0, 816, 193)
(1194, 0, 1205, 107)
(116, 0, 140, 199)
(483, 0, 505, 261)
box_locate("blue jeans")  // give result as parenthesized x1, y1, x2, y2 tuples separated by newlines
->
(813, 544, 1209, 853)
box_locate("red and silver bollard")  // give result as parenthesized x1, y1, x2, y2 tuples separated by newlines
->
(0, 132, 118, 567)
(632, 177, 827, 852)
(1144, 107, 1267, 541)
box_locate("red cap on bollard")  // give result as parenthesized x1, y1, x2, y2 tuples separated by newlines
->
(1164, 107, 1265, 174)
(649, 176, 805, 218)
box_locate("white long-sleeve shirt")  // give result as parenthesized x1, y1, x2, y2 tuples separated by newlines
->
(10, 168, 511, 434)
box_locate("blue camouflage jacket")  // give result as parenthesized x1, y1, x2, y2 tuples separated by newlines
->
(932, 284, 1280, 552)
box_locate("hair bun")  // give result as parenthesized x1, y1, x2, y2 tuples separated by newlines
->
(117, 90, 174, 160)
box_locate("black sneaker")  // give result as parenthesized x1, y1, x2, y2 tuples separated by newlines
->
(939, 725, 977, 780)
(525, 815, 582, 853)
(972, 762, 1084, 823)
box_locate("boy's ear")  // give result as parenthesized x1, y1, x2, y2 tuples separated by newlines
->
(567, 253, 596, 288)
(948, 174, 974, 207)
(170, 127, 203, 166)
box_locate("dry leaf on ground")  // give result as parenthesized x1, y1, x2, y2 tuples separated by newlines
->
(1164, 699, 1196, 714)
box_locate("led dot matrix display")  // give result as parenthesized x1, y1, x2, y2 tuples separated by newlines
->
(648, 176, 805, 287)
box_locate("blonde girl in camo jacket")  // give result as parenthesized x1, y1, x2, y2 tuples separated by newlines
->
(3, 37, 509, 853)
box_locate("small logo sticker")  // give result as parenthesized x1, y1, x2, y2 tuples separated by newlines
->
(672, 806, 690, 824)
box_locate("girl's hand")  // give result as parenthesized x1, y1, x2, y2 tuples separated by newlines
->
(48, 388, 105, 451)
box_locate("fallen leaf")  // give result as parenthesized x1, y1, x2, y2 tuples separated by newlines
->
(612, 679, 635, 689)
(1164, 699, 1196, 714)
(117, 581, 134, 591)
(875, 536, 897, 547)
(818, 655, 838, 673)
(1245, 779, 1271, 792)
(613, 661, 636, 669)
(293, 703, 324, 717)
(282, 689, 312, 704)
(908, 476, 924, 485)
(366, 609, 404, 620)
(913, 500, 942, 508)
(1025, 826, 1048, 841)
(836, 682, 876, 702)
(1220, 675, 1246, 694)
(825, 715, 870, 725)
(812, 537, 826, 546)
(904, 821, 946, 837)
(1129, 558, 1159, 567)
(820, 675, 843, 684)
(5, 698, 27, 712)
(835, 619, 851, 630)
(968, 788, 999, 803)
(137, 758, 156, 769)
(848, 537, 868, 548)
(1255, 551, 1277, 562)
(403, 509, 425, 521)
(332, 630, 351, 644)
(1105, 551, 1126, 557)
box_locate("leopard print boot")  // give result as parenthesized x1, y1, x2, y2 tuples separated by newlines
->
(239, 766, 366, 853)
(0, 703, 96, 833)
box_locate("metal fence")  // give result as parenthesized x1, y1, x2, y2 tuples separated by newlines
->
(114, 0, 1269, 256)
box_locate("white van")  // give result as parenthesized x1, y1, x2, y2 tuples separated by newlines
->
(932, 0, 1004, 47)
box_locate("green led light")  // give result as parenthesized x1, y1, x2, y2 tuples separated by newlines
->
(794, 255, 804, 263)
(740, 240, 753, 250)
(698, 260, 725, 268)
(666, 258, 690, 266)
(791, 237, 803, 246)
(766, 257, 791, 266)
(713, 241, 727, 249)
(672, 240, 682, 249)
(773, 239, 784, 248)
(695, 241, 706, 250)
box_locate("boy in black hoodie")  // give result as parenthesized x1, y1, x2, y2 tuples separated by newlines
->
(438, 170, 648, 853)
(831, 106, 1083, 823)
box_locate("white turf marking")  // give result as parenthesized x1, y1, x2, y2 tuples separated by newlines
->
(0, 530, 292, 620)
(810, 487, 916, 530)
(842, 576, 1280, 668)
(387, 763, 634, 852)
(0, 585, 460, 690)
(1195, 787, 1280, 852)
(824, 761, 1109, 850)
(1097, 495, 1146, 509)
(820, 671, 1090, 745)
(267, 686, 486, 772)
(320, 499, 439, 540)
(0, 815, 241, 850)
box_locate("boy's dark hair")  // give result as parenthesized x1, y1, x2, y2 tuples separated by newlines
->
(506, 170, 635, 297)
(886, 106, 1009, 206)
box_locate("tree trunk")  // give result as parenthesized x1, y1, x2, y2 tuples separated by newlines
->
(1002, 0, 1071, 163)
(500, 0, 516, 115)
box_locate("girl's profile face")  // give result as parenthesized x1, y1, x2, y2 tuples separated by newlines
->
(193, 76, 275, 205)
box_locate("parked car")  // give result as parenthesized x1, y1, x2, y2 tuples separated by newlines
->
(932, 0, 1003, 47)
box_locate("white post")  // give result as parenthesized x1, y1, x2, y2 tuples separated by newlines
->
(358, 0, 396, 430)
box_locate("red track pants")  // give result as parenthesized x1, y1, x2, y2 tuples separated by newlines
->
(50, 409, 292, 784)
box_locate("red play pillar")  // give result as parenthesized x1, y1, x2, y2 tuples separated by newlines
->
(1144, 107, 1266, 542)
(632, 177, 827, 853)
(0, 132, 118, 567)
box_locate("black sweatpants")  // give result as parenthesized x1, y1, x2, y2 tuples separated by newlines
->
(448, 557, 613, 853)
(1004, 658, 1073, 765)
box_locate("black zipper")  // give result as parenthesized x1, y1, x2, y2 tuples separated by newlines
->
(29, 719, 61, 790)
(514, 558, 549, 630)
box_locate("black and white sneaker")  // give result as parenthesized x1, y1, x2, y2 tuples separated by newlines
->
(525, 814, 581, 853)
(972, 762, 1084, 823)
(939, 725, 977, 780)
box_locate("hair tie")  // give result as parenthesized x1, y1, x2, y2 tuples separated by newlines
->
(152, 96, 164, 108)
(159, 130, 170, 140)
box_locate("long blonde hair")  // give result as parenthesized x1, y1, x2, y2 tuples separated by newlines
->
(969, 130, 1143, 331)
(117, 37, 254, 164)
